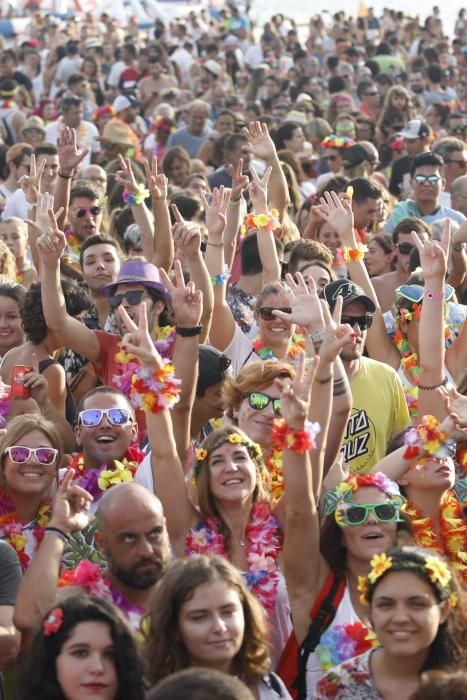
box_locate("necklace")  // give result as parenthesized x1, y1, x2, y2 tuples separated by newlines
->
(64, 230, 81, 262)
(0, 490, 51, 571)
(252, 331, 305, 364)
(69, 444, 144, 503)
(265, 448, 284, 504)
(403, 491, 466, 581)
(186, 502, 282, 618)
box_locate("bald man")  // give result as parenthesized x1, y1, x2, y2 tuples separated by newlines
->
(14, 479, 171, 640)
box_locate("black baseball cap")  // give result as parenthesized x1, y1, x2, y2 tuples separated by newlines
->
(197, 345, 232, 396)
(323, 280, 376, 313)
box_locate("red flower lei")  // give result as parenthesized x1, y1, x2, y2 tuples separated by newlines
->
(0, 490, 51, 571)
(403, 491, 466, 581)
(186, 503, 282, 619)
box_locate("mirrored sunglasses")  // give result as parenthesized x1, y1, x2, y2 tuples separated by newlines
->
(5, 445, 58, 466)
(413, 174, 441, 186)
(78, 408, 132, 427)
(247, 392, 281, 416)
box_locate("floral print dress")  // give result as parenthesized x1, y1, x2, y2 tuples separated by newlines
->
(314, 649, 383, 699)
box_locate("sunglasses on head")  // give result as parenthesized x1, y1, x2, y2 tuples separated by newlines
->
(413, 174, 441, 186)
(258, 307, 291, 321)
(396, 284, 455, 303)
(73, 205, 101, 218)
(335, 502, 401, 527)
(247, 391, 281, 416)
(109, 290, 145, 309)
(5, 445, 58, 466)
(341, 313, 373, 330)
(78, 408, 132, 427)
(396, 242, 414, 255)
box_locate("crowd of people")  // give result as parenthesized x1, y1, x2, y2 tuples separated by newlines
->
(0, 2, 465, 699)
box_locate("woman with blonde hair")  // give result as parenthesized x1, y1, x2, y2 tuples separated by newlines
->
(383, 85, 412, 122)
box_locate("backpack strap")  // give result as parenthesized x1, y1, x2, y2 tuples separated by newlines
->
(293, 571, 345, 699)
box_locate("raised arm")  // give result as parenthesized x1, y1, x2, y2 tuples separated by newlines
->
(34, 200, 100, 363)
(13, 469, 93, 645)
(171, 204, 213, 343)
(203, 186, 237, 352)
(414, 221, 450, 419)
(159, 261, 203, 469)
(223, 158, 249, 269)
(54, 127, 89, 230)
(248, 164, 281, 285)
(114, 155, 155, 263)
(242, 121, 289, 217)
(145, 156, 174, 271)
(117, 302, 197, 553)
(316, 191, 400, 369)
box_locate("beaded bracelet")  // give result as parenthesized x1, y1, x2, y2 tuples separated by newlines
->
(210, 266, 231, 286)
(403, 414, 450, 461)
(130, 358, 182, 413)
(245, 208, 280, 232)
(342, 243, 368, 263)
(272, 418, 321, 453)
(123, 185, 150, 206)
(423, 289, 444, 301)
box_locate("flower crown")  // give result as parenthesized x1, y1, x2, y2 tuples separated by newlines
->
(43, 607, 64, 636)
(321, 135, 355, 150)
(357, 551, 458, 607)
(153, 115, 175, 134)
(323, 472, 405, 517)
(193, 431, 264, 481)
(92, 105, 115, 122)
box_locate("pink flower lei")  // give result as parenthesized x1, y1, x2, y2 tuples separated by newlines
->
(186, 502, 282, 619)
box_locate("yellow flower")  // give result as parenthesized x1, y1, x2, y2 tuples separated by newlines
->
(98, 461, 134, 490)
(424, 556, 452, 588)
(346, 185, 354, 198)
(357, 576, 369, 605)
(368, 553, 393, 583)
(254, 214, 270, 228)
(336, 482, 352, 495)
(196, 448, 208, 461)
(10, 533, 26, 551)
(334, 507, 346, 528)
(228, 433, 243, 444)
(449, 592, 458, 608)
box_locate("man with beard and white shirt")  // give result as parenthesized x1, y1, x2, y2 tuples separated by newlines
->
(14, 477, 171, 639)
(322, 280, 409, 475)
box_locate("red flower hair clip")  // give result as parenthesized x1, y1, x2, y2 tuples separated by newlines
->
(43, 608, 64, 636)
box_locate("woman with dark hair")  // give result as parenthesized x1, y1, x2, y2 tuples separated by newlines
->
(0, 280, 90, 448)
(315, 547, 466, 698)
(17, 593, 145, 700)
(162, 145, 191, 187)
(0, 281, 25, 359)
(273, 122, 306, 154)
(0, 414, 63, 570)
(146, 556, 290, 697)
(364, 234, 395, 277)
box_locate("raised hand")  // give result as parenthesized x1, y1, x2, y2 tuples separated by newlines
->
(249, 163, 271, 214)
(50, 468, 93, 535)
(319, 296, 355, 365)
(226, 157, 249, 201)
(275, 353, 319, 429)
(118, 300, 162, 369)
(159, 259, 203, 328)
(115, 154, 140, 194)
(272, 273, 324, 333)
(437, 385, 467, 429)
(201, 186, 231, 241)
(19, 153, 45, 205)
(144, 156, 168, 201)
(315, 191, 355, 245)
(242, 121, 276, 162)
(57, 126, 89, 174)
(30, 195, 67, 266)
(411, 219, 450, 282)
(22, 353, 48, 409)
(171, 203, 201, 258)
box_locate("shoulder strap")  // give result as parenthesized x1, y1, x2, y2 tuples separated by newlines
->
(38, 358, 58, 373)
(293, 572, 345, 699)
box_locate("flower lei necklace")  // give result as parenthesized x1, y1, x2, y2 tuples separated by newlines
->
(69, 444, 144, 503)
(0, 490, 51, 571)
(265, 449, 283, 505)
(252, 332, 305, 364)
(65, 230, 81, 261)
(114, 325, 176, 400)
(186, 502, 282, 619)
(403, 491, 466, 581)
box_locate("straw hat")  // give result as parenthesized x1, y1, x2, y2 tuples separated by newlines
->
(98, 121, 135, 147)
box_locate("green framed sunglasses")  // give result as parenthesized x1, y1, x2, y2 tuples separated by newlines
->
(335, 502, 402, 527)
(246, 391, 281, 416)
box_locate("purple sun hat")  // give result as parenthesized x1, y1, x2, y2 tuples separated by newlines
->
(102, 260, 171, 306)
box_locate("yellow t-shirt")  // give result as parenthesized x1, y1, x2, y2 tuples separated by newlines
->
(342, 357, 410, 474)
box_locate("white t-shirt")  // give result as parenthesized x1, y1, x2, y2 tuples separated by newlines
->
(223, 324, 261, 377)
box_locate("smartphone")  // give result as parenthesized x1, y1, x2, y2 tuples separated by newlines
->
(11, 365, 32, 398)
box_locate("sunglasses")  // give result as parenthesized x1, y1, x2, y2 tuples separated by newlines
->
(247, 391, 281, 416)
(78, 408, 132, 427)
(71, 205, 101, 218)
(258, 307, 291, 321)
(396, 242, 414, 255)
(109, 290, 145, 309)
(324, 155, 339, 162)
(444, 159, 467, 168)
(396, 284, 455, 303)
(449, 125, 467, 135)
(413, 174, 441, 186)
(341, 314, 373, 330)
(335, 502, 401, 527)
(5, 445, 58, 466)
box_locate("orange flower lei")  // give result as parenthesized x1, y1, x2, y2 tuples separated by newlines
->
(403, 491, 466, 581)
(265, 449, 283, 505)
